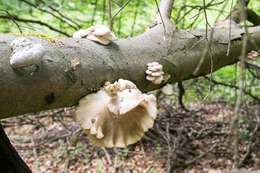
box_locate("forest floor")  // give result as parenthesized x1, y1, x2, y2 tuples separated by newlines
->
(2, 94, 260, 173)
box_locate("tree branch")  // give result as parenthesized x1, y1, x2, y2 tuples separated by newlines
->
(19, 0, 79, 30)
(246, 8, 260, 26)
(0, 15, 70, 37)
(155, 0, 174, 28)
(229, 0, 260, 26)
(0, 26, 260, 118)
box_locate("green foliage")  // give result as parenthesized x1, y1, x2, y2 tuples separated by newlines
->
(0, 0, 156, 37)
(95, 162, 104, 173)
(2, 0, 259, 37)
(118, 148, 129, 158)
(148, 167, 158, 173)
(156, 143, 164, 154)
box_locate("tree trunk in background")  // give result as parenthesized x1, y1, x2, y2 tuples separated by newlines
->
(0, 25, 260, 119)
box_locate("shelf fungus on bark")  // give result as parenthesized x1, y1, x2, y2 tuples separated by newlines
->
(73, 25, 117, 45)
(9, 37, 45, 68)
(75, 79, 157, 148)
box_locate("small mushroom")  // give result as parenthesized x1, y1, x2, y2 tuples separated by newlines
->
(246, 50, 259, 63)
(75, 79, 157, 148)
(73, 25, 117, 45)
(145, 62, 165, 84)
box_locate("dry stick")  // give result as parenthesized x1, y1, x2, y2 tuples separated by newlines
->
(19, 0, 78, 30)
(102, 0, 106, 24)
(175, 0, 188, 27)
(238, 115, 260, 168)
(203, 0, 209, 40)
(193, 29, 214, 91)
(231, 0, 249, 167)
(193, 0, 229, 100)
(48, 6, 81, 28)
(204, 76, 260, 103)
(37, 0, 80, 28)
(193, 0, 228, 75)
(165, 123, 173, 173)
(246, 62, 260, 80)
(117, 14, 122, 35)
(184, 142, 218, 165)
(112, 0, 132, 20)
(181, 1, 188, 28)
(108, 0, 113, 31)
(101, 147, 112, 165)
(140, 141, 146, 158)
(130, 1, 139, 37)
(31, 136, 38, 160)
(177, 0, 224, 26)
(0, 8, 22, 33)
(0, 15, 70, 36)
(177, 82, 189, 111)
(91, 0, 98, 25)
(154, 0, 167, 34)
(226, 0, 234, 56)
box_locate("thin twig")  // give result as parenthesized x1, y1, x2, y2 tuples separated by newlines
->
(237, 115, 260, 168)
(102, 147, 112, 165)
(0, 14, 70, 36)
(19, 0, 78, 30)
(231, 0, 249, 167)
(31, 136, 38, 160)
(203, 0, 209, 39)
(108, 0, 113, 30)
(184, 142, 218, 165)
(112, 0, 132, 20)
(226, 0, 234, 56)
(204, 76, 260, 103)
(154, 0, 167, 34)
(0, 8, 22, 33)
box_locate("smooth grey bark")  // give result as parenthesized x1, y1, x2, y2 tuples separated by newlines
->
(0, 25, 260, 119)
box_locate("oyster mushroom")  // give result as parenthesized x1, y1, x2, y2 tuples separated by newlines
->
(73, 25, 117, 45)
(145, 62, 164, 84)
(75, 79, 157, 148)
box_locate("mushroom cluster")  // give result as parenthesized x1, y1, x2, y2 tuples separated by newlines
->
(73, 25, 117, 45)
(247, 50, 259, 63)
(145, 62, 164, 84)
(75, 79, 157, 148)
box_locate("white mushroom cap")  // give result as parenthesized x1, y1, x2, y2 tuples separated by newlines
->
(92, 25, 111, 36)
(118, 78, 137, 90)
(75, 79, 157, 148)
(146, 75, 163, 85)
(73, 25, 118, 45)
(86, 34, 111, 45)
(73, 29, 92, 38)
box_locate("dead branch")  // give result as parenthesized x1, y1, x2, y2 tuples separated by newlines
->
(19, 0, 79, 30)
(0, 14, 70, 37)
(204, 76, 260, 103)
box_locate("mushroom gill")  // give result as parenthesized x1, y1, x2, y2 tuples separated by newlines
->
(75, 79, 157, 148)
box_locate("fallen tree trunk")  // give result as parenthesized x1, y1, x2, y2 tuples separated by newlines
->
(0, 25, 260, 119)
